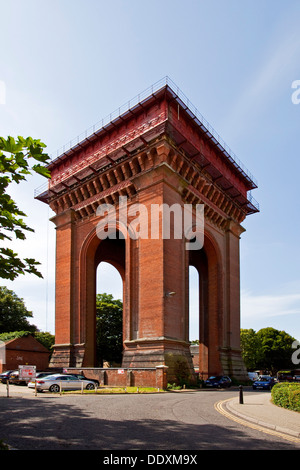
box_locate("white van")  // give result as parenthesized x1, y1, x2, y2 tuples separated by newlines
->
(248, 372, 259, 381)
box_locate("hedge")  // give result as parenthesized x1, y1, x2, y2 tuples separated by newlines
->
(271, 383, 300, 412)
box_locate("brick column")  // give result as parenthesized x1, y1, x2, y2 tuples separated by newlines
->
(49, 209, 75, 367)
(122, 159, 194, 380)
(220, 220, 248, 379)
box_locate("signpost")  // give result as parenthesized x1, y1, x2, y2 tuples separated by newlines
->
(18, 365, 36, 383)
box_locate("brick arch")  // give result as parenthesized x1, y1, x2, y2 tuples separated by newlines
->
(188, 228, 223, 378)
(79, 224, 126, 366)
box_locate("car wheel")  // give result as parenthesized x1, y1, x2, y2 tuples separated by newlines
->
(49, 384, 60, 393)
(86, 383, 95, 390)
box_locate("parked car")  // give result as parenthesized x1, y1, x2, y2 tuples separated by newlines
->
(35, 372, 56, 380)
(65, 373, 100, 387)
(28, 374, 96, 392)
(252, 376, 276, 390)
(248, 372, 259, 381)
(205, 375, 232, 388)
(0, 370, 15, 384)
(8, 370, 26, 385)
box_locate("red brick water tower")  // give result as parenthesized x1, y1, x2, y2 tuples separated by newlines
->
(36, 78, 259, 381)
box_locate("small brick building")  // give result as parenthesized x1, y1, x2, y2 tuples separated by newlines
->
(0, 335, 50, 373)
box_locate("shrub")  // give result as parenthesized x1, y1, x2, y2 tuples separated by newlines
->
(289, 388, 300, 412)
(271, 383, 300, 412)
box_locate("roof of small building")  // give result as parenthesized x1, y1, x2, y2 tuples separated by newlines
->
(4, 334, 50, 352)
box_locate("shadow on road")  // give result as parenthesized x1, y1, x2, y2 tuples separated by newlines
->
(0, 395, 295, 451)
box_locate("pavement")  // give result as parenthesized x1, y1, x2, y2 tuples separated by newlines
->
(219, 390, 300, 441)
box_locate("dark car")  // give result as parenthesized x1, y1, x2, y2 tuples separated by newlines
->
(64, 373, 100, 387)
(252, 376, 276, 390)
(0, 370, 15, 384)
(8, 370, 25, 385)
(35, 372, 56, 380)
(205, 375, 232, 388)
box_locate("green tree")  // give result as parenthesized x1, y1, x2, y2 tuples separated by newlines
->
(0, 286, 37, 333)
(34, 331, 55, 351)
(96, 293, 123, 366)
(241, 327, 296, 375)
(256, 327, 296, 375)
(240, 328, 261, 370)
(0, 136, 50, 280)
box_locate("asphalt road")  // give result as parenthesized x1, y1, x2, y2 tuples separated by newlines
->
(0, 383, 299, 451)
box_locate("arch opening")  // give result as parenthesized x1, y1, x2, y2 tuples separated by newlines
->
(96, 262, 123, 367)
(81, 228, 126, 367)
(189, 265, 199, 343)
(94, 234, 125, 367)
(189, 241, 209, 378)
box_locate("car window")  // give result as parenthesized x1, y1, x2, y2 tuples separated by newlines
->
(66, 376, 78, 381)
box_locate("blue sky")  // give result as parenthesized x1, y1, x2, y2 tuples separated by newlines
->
(1, 0, 300, 342)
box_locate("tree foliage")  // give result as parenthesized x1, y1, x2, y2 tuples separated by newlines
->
(34, 331, 55, 351)
(241, 327, 296, 374)
(0, 136, 50, 280)
(256, 327, 296, 374)
(240, 328, 261, 370)
(0, 330, 33, 342)
(96, 293, 123, 366)
(0, 286, 37, 333)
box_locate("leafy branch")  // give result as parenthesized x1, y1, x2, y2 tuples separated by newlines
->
(0, 136, 50, 280)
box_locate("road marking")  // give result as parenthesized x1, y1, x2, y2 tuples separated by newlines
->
(215, 398, 300, 445)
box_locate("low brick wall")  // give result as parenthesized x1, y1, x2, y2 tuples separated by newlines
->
(65, 366, 168, 389)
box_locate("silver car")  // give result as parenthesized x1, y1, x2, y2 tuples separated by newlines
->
(28, 374, 96, 392)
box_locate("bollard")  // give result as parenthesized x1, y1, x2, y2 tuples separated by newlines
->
(239, 384, 244, 404)
(6, 380, 9, 398)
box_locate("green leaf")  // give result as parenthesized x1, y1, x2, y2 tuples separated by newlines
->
(0, 134, 50, 281)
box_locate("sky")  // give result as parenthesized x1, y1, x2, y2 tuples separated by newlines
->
(1, 0, 300, 342)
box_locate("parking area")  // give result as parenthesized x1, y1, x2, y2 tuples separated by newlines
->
(0, 381, 43, 397)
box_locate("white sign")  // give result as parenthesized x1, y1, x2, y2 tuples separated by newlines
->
(19, 365, 36, 380)
(117, 369, 124, 374)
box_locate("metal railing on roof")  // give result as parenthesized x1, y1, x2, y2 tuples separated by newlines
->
(247, 191, 260, 212)
(49, 76, 257, 188)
